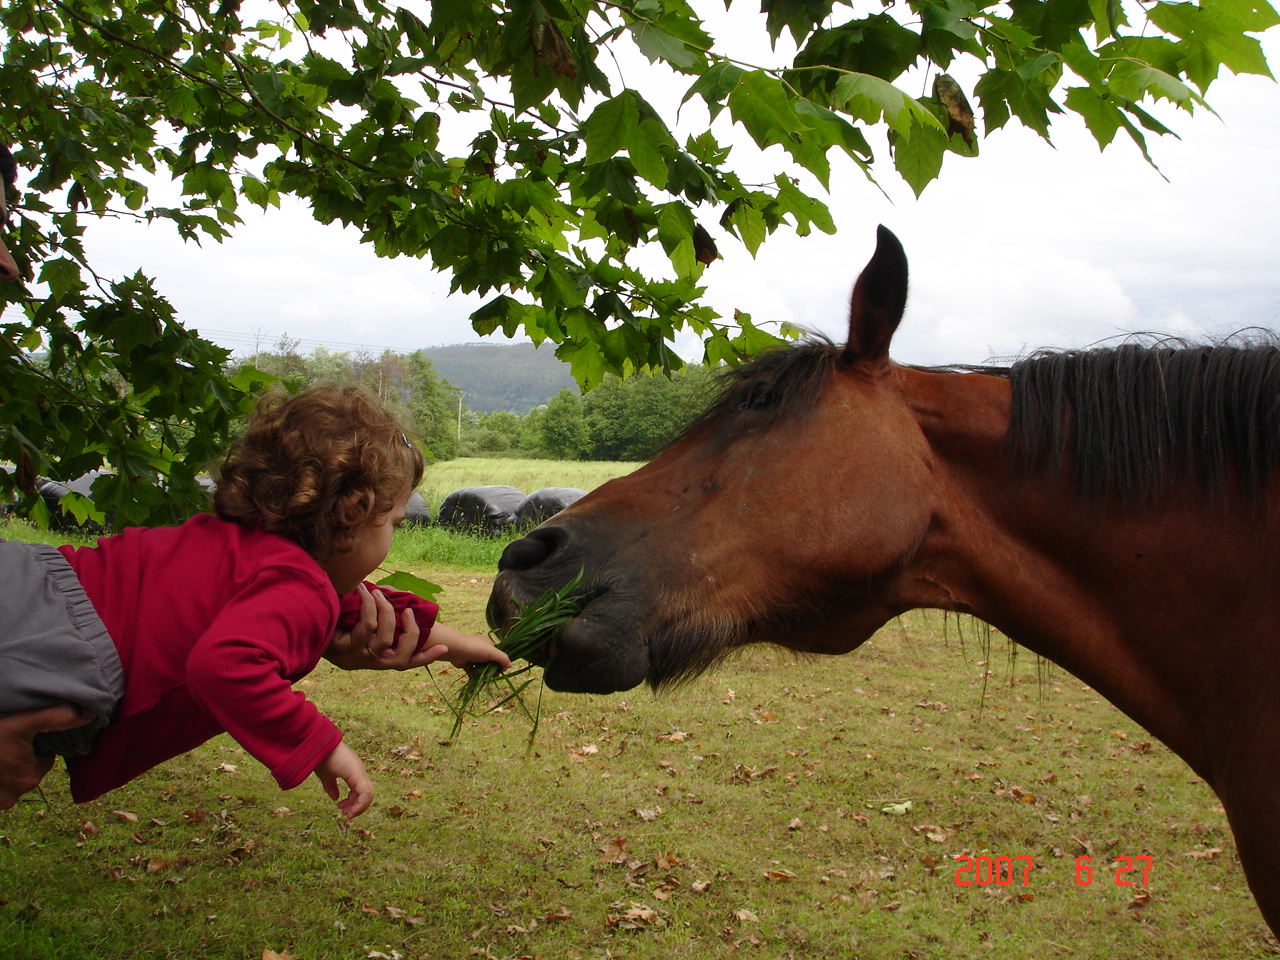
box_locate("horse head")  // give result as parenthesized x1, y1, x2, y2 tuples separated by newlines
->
(488, 227, 951, 693)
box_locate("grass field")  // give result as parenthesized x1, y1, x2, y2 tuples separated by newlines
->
(1, 461, 1275, 959)
(416, 459, 643, 517)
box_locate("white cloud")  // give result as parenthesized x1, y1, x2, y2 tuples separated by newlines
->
(898, 248, 1140, 365)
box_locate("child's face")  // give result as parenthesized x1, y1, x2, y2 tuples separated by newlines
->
(320, 486, 412, 595)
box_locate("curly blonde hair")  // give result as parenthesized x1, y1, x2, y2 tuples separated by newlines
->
(214, 384, 425, 560)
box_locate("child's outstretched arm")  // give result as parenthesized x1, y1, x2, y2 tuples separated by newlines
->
(326, 585, 510, 673)
(312, 741, 373, 819)
(425, 622, 512, 671)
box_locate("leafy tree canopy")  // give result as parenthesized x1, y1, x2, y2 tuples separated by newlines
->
(1, 0, 1276, 524)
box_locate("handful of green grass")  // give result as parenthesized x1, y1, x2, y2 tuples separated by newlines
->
(445, 574, 584, 744)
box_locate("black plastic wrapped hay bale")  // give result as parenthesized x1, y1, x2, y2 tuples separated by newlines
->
(436, 485, 526, 535)
(515, 487, 587, 528)
(404, 490, 431, 526)
(37, 469, 112, 533)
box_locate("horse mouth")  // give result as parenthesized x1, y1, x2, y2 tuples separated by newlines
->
(488, 575, 650, 694)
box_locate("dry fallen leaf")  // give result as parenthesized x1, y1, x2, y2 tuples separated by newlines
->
(1129, 890, 1152, 910)
(1184, 847, 1224, 861)
(605, 901, 666, 930)
(600, 837, 629, 861)
(912, 823, 948, 842)
(732, 763, 779, 782)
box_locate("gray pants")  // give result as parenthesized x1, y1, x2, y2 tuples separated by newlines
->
(0, 538, 124, 755)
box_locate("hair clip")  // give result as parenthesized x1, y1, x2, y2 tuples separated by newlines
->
(400, 432, 412, 448)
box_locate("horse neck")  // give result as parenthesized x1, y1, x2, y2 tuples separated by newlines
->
(900, 366, 1277, 773)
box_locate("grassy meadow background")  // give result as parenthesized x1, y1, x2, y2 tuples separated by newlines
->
(1, 458, 1274, 959)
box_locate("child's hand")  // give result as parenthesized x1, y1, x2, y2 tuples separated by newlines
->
(423, 622, 512, 671)
(326, 584, 436, 671)
(312, 742, 373, 819)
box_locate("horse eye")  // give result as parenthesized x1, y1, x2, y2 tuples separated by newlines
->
(733, 380, 776, 412)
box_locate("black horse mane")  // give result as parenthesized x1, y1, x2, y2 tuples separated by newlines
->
(1002, 334, 1280, 505)
(693, 332, 1280, 506)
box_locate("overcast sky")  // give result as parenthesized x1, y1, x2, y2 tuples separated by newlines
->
(58, 15, 1280, 370)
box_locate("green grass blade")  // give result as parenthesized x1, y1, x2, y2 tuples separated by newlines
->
(446, 572, 585, 742)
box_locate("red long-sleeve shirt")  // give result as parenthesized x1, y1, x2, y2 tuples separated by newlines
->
(58, 514, 343, 803)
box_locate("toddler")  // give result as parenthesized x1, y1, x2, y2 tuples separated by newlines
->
(0, 384, 508, 817)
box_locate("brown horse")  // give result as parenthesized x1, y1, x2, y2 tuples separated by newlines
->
(487, 226, 1280, 932)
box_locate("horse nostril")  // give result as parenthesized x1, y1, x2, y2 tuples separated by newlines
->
(498, 526, 568, 571)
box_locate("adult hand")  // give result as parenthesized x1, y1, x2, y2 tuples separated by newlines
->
(0, 234, 17, 282)
(1, 144, 19, 283)
(0, 704, 92, 810)
(324, 583, 446, 671)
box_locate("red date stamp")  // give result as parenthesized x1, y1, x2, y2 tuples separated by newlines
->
(954, 854, 1153, 887)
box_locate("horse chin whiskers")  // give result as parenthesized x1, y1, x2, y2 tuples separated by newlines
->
(647, 575, 884, 688)
(645, 587, 819, 689)
(645, 612, 737, 689)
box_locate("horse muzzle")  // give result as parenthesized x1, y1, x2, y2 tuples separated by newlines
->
(488, 520, 652, 694)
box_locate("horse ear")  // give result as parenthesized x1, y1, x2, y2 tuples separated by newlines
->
(842, 225, 908, 368)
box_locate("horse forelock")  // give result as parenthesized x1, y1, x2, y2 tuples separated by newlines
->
(1000, 333, 1280, 506)
(678, 337, 843, 444)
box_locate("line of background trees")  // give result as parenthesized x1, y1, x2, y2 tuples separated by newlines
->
(239, 338, 714, 463)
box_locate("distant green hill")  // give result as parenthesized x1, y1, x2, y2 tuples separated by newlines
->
(420, 342, 578, 413)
